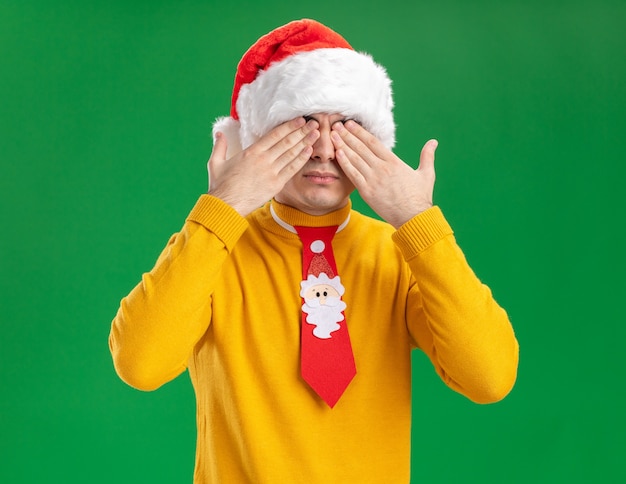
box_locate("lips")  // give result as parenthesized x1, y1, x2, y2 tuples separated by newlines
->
(304, 171, 339, 184)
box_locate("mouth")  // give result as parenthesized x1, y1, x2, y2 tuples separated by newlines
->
(303, 171, 339, 184)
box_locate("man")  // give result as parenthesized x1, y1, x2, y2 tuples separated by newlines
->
(109, 19, 518, 483)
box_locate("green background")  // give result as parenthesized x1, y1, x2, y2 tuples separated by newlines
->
(2, 0, 624, 482)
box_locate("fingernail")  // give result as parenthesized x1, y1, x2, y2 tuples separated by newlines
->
(332, 121, 344, 131)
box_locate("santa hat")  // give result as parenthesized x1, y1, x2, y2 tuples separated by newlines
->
(213, 18, 395, 158)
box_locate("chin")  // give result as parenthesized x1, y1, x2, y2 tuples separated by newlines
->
(279, 191, 350, 215)
(302, 197, 345, 214)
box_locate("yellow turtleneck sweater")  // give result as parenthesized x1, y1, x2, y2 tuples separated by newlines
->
(109, 195, 518, 483)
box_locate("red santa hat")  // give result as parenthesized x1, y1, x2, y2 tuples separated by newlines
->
(213, 18, 395, 158)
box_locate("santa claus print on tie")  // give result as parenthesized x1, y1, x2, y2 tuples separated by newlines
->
(300, 270, 347, 339)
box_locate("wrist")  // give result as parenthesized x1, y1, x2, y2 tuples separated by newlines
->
(208, 189, 253, 217)
(387, 202, 433, 230)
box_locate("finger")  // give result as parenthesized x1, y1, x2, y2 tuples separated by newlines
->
(210, 131, 228, 163)
(417, 139, 438, 174)
(266, 118, 319, 159)
(341, 120, 391, 160)
(273, 128, 319, 171)
(207, 132, 228, 190)
(255, 117, 310, 151)
(334, 146, 368, 188)
(330, 128, 372, 176)
(208, 131, 228, 175)
(331, 122, 377, 167)
(276, 145, 313, 180)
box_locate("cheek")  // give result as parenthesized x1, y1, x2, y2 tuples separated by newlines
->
(339, 177, 356, 194)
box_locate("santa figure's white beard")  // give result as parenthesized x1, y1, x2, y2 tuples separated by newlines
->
(302, 296, 347, 339)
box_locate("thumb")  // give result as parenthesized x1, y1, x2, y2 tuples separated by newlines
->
(208, 132, 228, 191)
(417, 139, 438, 174)
(209, 131, 228, 167)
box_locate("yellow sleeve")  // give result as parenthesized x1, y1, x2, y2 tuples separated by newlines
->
(108, 195, 248, 391)
(393, 206, 519, 404)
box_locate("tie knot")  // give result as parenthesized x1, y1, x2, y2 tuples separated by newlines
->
(294, 225, 338, 246)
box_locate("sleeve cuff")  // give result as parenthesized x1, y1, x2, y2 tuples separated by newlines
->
(391, 206, 454, 261)
(186, 195, 249, 252)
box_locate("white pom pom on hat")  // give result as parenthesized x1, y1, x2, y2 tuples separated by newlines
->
(213, 18, 395, 158)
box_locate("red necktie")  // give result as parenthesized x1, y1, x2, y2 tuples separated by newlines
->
(294, 225, 356, 408)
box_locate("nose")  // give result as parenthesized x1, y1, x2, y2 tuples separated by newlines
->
(311, 124, 336, 163)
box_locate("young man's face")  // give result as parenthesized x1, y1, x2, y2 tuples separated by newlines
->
(274, 113, 355, 215)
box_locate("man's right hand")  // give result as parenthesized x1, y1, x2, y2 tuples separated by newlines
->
(207, 117, 320, 217)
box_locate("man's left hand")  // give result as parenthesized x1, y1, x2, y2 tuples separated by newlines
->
(331, 121, 438, 229)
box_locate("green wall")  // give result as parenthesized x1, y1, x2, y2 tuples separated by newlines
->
(2, 1, 624, 482)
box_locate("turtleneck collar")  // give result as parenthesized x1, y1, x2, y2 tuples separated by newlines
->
(254, 199, 353, 237)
